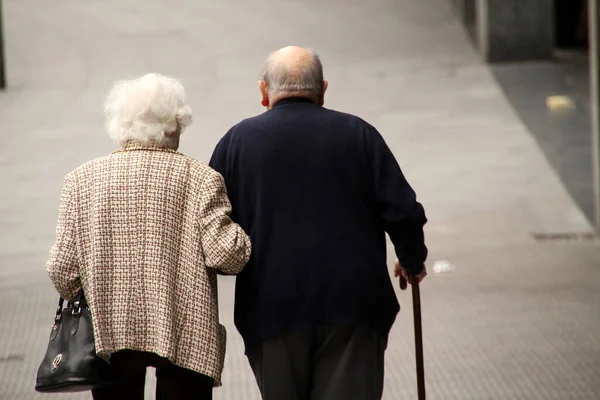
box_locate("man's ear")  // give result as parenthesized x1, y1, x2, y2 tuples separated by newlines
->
(318, 80, 328, 106)
(259, 80, 269, 107)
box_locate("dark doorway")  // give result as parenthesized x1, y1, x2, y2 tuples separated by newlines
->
(555, 0, 589, 49)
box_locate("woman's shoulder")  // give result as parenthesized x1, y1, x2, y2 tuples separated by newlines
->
(178, 155, 211, 175)
(65, 152, 221, 187)
(174, 154, 226, 187)
(67, 155, 113, 179)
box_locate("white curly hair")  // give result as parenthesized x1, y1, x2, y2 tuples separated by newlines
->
(104, 73, 192, 147)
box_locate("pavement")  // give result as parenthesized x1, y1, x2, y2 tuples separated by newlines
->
(491, 50, 595, 224)
(1, 0, 600, 399)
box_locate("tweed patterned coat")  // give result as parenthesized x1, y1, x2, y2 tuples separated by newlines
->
(46, 145, 251, 386)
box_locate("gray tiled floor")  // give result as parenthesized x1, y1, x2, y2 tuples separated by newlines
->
(491, 50, 594, 223)
(1, 0, 599, 399)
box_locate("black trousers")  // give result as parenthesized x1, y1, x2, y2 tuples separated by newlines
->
(248, 326, 386, 400)
(91, 350, 213, 400)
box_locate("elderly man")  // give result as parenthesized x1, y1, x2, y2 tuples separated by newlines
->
(210, 46, 427, 400)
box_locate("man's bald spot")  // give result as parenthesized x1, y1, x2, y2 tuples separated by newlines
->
(262, 46, 324, 96)
(267, 46, 317, 76)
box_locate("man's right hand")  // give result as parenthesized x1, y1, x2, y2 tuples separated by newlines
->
(394, 259, 427, 284)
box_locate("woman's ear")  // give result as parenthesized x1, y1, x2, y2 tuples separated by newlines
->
(167, 118, 182, 137)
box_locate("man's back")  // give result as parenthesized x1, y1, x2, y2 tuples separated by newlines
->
(210, 97, 427, 353)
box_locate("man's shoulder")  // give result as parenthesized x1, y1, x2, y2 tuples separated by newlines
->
(220, 109, 379, 151)
(318, 108, 382, 143)
(230, 108, 374, 130)
(227, 113, 268, 133)
(323, 107, 373, 126)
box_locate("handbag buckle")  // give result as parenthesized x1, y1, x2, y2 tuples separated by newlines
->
(72, 301, 81, 316)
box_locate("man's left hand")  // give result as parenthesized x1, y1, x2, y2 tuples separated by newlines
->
(394, 259, 427, 284)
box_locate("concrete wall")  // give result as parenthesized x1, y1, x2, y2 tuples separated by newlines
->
(452, 0, 554, 63)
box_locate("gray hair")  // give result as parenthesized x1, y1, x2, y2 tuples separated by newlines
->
(261, 49, 323, 96)
(104, 73, 192, 148)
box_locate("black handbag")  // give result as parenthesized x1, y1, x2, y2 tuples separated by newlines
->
(35, 291, 112, 393)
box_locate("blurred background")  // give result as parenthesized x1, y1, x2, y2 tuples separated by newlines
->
(1, 0, 599, 399)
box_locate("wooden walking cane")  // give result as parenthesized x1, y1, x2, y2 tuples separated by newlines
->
(400, 274, 426, 400)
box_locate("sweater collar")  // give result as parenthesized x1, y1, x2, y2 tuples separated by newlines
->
(272, 97, 317, 108)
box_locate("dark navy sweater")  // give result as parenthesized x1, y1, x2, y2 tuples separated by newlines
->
(209, 98, 427, 353)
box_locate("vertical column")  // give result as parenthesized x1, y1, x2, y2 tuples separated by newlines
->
(450, 0, 478, 43)
(590, 0, 600, 230)
(452, 0, 468, 23)
(476, 0, 554, 62)
(0, 0, 5, 89)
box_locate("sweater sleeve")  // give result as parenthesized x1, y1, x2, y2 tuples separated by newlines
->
(46, 174, 82, 301)
(365, 125, 428, 275)
(198, 169, 251, 274)
(209, 132, 231, 184)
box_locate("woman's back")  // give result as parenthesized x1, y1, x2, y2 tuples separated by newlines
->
(46, 75, 250, 395)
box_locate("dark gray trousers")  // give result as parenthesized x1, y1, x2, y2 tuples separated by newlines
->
(248, 326, 386, 400)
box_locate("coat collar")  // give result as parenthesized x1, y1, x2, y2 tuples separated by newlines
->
(112, 142, 181, 155)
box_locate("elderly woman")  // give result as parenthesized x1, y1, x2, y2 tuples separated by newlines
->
(46, 73, 251, 400)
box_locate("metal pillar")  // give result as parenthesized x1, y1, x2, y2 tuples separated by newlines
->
(0, 0, 5, 89)
(590, 0, 600, 230)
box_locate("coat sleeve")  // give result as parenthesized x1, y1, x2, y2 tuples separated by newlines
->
(198, 169, 251, 274)
(365, 125, 428, 275)
(46, 174, 81, 301)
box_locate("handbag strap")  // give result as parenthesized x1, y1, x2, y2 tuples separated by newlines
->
(54, 297, 65, 322)
(71, 290, 87, 315)
(56, 290, 87, 319)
